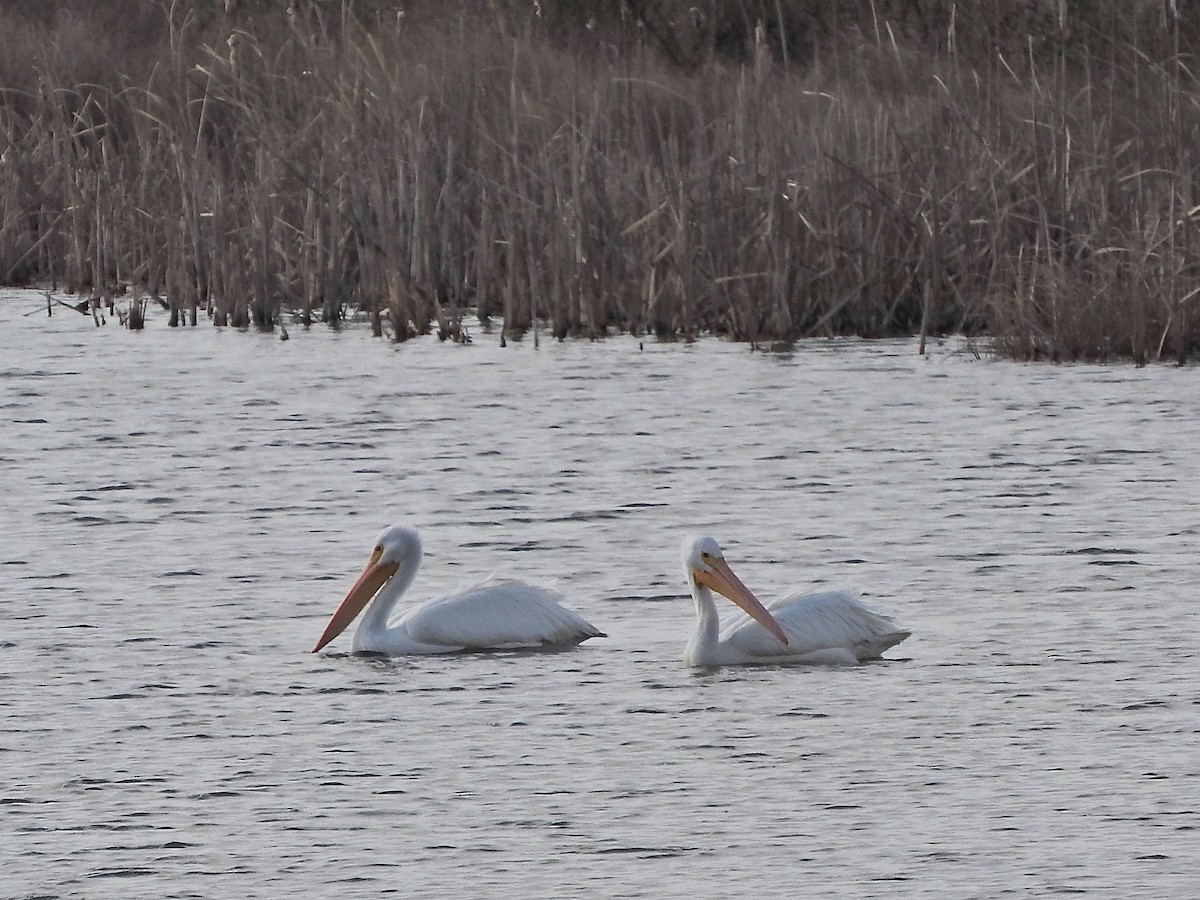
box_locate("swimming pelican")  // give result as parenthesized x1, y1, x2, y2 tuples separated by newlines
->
(311, 524, 604, 655)
(681, 535, 910, 666)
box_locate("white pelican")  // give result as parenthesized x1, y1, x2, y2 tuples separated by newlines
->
(681, 535, 910, 666)
(311, 524, 604, 655)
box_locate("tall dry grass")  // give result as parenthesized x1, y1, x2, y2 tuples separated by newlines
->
(1, 0, 1198, 362)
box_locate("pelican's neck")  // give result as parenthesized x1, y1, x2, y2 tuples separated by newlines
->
(683, 582, 722, 666)
(355, 557, 419, 647)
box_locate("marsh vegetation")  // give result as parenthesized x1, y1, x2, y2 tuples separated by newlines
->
(1, 0, 1198, 362)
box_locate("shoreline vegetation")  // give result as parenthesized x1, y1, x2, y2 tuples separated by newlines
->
(1, 1, 1198, 364)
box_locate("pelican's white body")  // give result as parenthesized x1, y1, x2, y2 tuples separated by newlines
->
(355, 575, 603, 655)
(686, 586, 909, 666)
(315, 524, 603, 655)
(681, 536, 909, 667)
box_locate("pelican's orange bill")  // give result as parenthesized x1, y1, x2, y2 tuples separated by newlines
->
(311, 553, 399, 652)
(696, 557, 789, 645)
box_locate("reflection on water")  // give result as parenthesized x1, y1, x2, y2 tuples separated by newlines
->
(2, 290, 1197, 899)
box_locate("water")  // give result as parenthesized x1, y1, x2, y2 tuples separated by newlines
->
(1, 289, 1196, 899)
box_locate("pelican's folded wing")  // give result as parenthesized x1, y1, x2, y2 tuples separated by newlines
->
(722, 587, 908, 660)
(400, 578, 604, 649)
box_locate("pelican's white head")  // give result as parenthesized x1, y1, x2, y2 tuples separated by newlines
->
(311, 523, 423, 653)
(681, 534, 788, 645)
(374, 523, 423, 571)
(682, 535, 724, 579)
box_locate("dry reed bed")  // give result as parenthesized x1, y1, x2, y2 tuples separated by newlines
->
(1, 4, 1198, 362)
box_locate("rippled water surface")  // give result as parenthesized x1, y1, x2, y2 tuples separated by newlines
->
(2, 290, 1197, 898)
